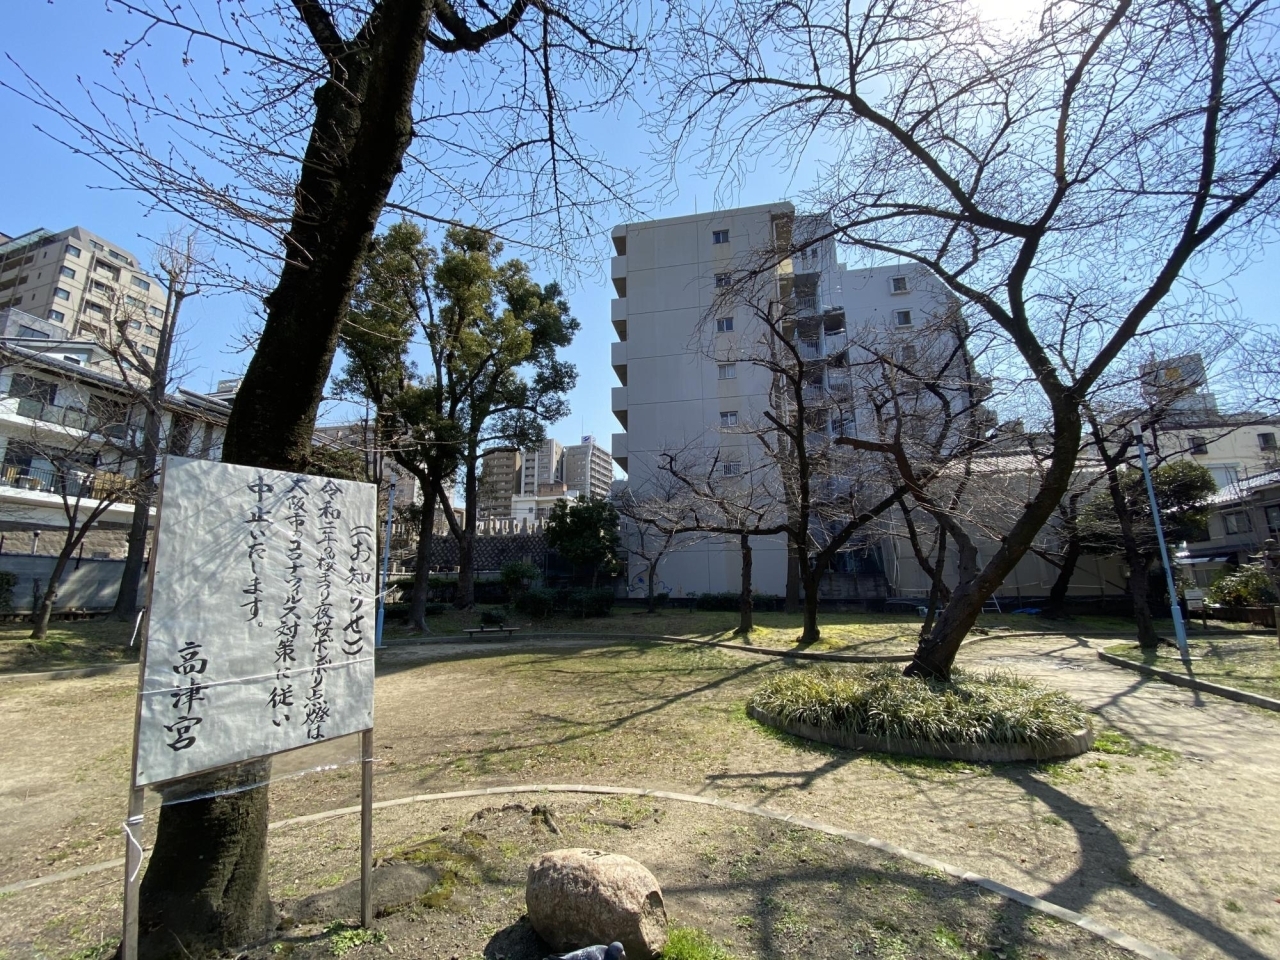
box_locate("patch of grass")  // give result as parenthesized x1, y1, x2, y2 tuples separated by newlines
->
(661, 924, 738, 960)
(323, 921, 386, 957)
(0, 618, 135, 673)
(1104, 638, 1280, 701)
(749, 665, 1091, 746)
(1092, 729, 1179, 763)
(1225, 899, 1244, 913)
(61, 944, 117, 960)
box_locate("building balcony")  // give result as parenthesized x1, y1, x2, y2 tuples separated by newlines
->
(611, 254, 627, 298)
(611, 297, 627, 341)
(611, 340, 627, 386)
(611, 386, 627, 430)
(611, 431, 628, 474)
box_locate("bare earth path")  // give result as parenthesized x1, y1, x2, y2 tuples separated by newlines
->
(1, 630, 1278, 959)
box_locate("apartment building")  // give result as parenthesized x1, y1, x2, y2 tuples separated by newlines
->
(477, 448, 522, 519)
(0, 227, 168, 364)
(562, 438, 613, 500)
(520, 438, 564, 495)
(609, 202, 956, 598)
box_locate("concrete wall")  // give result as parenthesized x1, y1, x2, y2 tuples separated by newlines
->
(0, 553, 145, 613)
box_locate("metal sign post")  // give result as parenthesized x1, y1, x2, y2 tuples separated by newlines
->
(375, 479, 396, 648)
(1132, 427, 1192, 664)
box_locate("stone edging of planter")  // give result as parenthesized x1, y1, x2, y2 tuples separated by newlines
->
(1097, 651, 1280, 712)
(746, 704, 1095, 763)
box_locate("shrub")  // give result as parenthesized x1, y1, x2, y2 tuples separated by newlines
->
(1207, 564, 1278, 606)
(480, 609, 506, 626)
(748, 665, 1090, 747)
(513, 587, 559, 620)
(564, 587, 614, 618)
(421, 603, 447, 617)
(511, 586, 615, 619)
(0, 570, 16, 613)
(500, 560, 540, 595)
(695, 592, 746, 611)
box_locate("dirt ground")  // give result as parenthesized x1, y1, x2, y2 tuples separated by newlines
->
(1, 627, 1278, 959)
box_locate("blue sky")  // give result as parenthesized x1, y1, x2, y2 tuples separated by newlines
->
(2, 0, 1277, 474)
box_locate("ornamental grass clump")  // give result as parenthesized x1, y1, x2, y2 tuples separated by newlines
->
(749, 665, 1090, 747)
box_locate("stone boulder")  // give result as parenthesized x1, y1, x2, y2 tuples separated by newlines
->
(525, 848, 667, 960)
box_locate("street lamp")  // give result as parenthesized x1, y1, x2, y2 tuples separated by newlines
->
(1132, 425, 1191, 664)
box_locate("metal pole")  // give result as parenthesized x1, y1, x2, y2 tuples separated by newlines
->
(375, 479, 396, 648)
(1132, 428, 1191, 663)
(121, 786, 145, 960)
(360, 727, 374, 928)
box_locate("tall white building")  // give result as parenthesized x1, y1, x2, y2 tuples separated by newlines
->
(609, 202, 956, 598)
(563, 437, 614, 500)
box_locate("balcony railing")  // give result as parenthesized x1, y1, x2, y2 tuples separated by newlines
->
(0, 464, 135, 502)
(10, 397, 135, 441)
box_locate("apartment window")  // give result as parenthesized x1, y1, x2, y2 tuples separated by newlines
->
(17, 325, 50, 340)
(890, 275, 909, 294)
(140, 345, 157, 357)
(1224, 511, 1253, 535)
(712, 229, 729, 245)
(717, 363, 737, 380)
(1267, 505, 1280, 537)
(47, 309, 65, 323)
(147, 324, 161, 336)
(894, 309, 913, 326)
(716, 317, 734, 333)
(59, 266, 76, 280)
(131, 276, 151, 291)
(721, 461, 742, 477)
(128, 320, 143, 330)
(108, 250, 132, 266)
(714, 273, 732, 288)
(1259, 432, 1277, 451)
(148, 306, 164, 318)
(88, 240, 104, 251)
(125, 295, 143, 308)
(65, 244, 81, 258)
(720, 410, 738, 427)
(1189, 435, 1208, 455)
(54, 286, 71, 301)
(92, 279, 110, 294)
(85, 300, 106, 315)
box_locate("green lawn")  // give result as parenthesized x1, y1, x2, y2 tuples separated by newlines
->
(0, 617, 136, 674)
(1104, 636, 1280, 700)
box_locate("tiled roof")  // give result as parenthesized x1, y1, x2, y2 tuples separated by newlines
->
(1205, 468, 1280, 505)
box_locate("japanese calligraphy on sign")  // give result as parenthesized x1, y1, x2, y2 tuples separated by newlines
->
(133, 457, 377, 787)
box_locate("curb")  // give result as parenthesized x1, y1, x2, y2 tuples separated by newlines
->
(1096, 651, 1280, 712)
(1, 783, 1177, 960)
(384, 631, 918, 663)
(0, 662, 139, 683)
(746, 704, 1095, 762)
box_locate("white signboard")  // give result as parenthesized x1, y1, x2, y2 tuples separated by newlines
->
(134, 457, 377, 786)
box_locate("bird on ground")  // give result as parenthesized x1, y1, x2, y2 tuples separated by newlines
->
(544, 943, 625, 960)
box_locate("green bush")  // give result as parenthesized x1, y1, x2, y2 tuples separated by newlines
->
(511, 586, 615, 619)
(513, 587, 559, 619)
(1207, 564, 1278, 606)
(565, 587, 614, 618)
(749, 665, 1090, 747)
(421, 602, 447, 617)
(480, 609, 506, 626)
(695, 592, 746, 611)
(500, 560, 540, 595)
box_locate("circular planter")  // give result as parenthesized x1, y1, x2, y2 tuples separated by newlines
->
(747, 704, 1094, 763)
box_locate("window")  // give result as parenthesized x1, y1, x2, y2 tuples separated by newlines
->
(17, 325, 50, 339)
(712, 229, 729, 244)
(720, 410, 738, 427)
(148, 306, 164, 318)
(146, 323, 161, 336)
(84, 301, 106, 315)
(714, 273, 732, 288)
(128, 320, 143, 330)
(88, 240, 104, 251)
(59, 266, 76, 280)
(717, 363, 737, 380)
(140, 345, 157, 357)
(94, 262, 120, 282)
(1266, 505, 1280, 537)
(894, 309, 913, 326)
(108, 250, 133, 266)
(92, 279, 111, 294)
(890, 275, 909, 294)
(1224, 511, 1253, 535)
(1259, 432, 1277, 451)
(1189, 436, 1208, 455)
(721, 461, 742, 477)
(47, 309, 65, 323)
(716, 317, 734, 333)
(125, 296, 143, 308)
(65, 244, 81, 258)
(130, 276, 151, 291)
(54, 287, 71, 301)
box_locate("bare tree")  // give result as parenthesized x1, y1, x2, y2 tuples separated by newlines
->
(614, 473, 706, 614)
(661, 0, 1280, 677)
(5, 0, 648, 952)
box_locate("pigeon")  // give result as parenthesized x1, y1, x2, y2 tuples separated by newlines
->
(545, 943, 626, 960)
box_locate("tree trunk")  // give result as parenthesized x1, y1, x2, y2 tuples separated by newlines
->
(137, 3, 436, 952)
(920, 528, 947, 640)
(113, 484, 152, 621)
(1043, 534, 1081, 619)
(784, 540, 801, 614)
(646, 560, 657, 613)
(408, 492, 437, 631)
(1130, 556, 1160, 650)
(29, 528, 76, 640)
(799, 564, 820, 645)
(737, 532, 753, 635)
(906, 405, 1084, 680)
(455, 452, 479, 609)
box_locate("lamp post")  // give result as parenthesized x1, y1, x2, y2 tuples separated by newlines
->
(1132, 426, 1191, 664)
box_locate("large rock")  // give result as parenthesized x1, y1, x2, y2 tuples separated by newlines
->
(525, 848, 667, 960)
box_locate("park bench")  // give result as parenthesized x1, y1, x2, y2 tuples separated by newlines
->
(463, 625, 520, 640)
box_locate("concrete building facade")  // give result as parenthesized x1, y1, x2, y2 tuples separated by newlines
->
(520, 438, 564, 495)
(0, 227, 168, 363)
(477, 448, 523, 519)
(563, 438, 613, 500)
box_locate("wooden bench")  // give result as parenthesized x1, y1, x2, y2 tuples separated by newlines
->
(463, 626, 519, 640)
